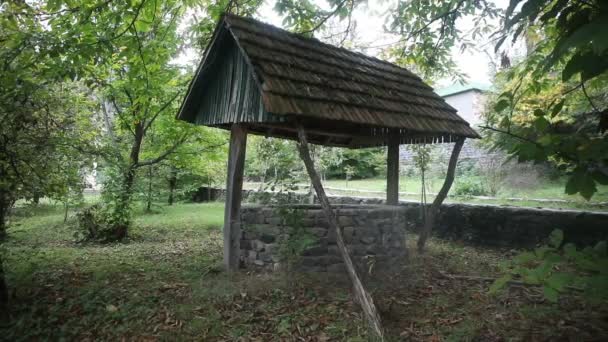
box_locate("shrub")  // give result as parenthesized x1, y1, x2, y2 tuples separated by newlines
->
(276, 207, 316, 273)
(491, 229, 608, 303)
(453, 179, 488, 197)
(74, 204, 128, 242)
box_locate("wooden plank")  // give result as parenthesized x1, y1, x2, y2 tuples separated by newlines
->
(386, 129, 400, 205)
(295, 124, 384, 339)
(417, 137, 465, 252)
(224, 124, 248, 270)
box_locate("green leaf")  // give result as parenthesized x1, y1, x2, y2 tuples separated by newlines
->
(562, 52, 586, 81)
(592, 170, 608, 185)
(489, 274, 511, 294)
(548, 230, 563, 249)
(579, 175, 598, 200)
(134, 20, 151, 32)
(554, 14, 608, 56)
(534, 117, 550, 131)
(517, 142, 545, 162)
(522, 268, 541, 284)
(533, 108, 545, 117)
(565, 170, 597, 200)
(593, 241, 607, 257)
(550, 100, 564, 118)
(543, 286, 559, 302)
(514, 251, 536, 264)
(546, 273, 573, 292)
(565, 174, 579, 195)
(494, 99, 510, 112)
(563, 243, 577, 259)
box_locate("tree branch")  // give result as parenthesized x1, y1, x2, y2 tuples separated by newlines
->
(299, 0, 349, 35)
(134, 134, 189, 168)
(338, 0, 355, 47)
(143, 92, 181, 133)
(479, 125, 540, 146)
(90, 0, 148, 45)
(581, 81, 600, 113)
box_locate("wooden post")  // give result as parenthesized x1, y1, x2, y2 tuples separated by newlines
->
(296, 125, 384, 339)
(386, 130, 400, 205)
(417, 137, 465, 252)
(224, 124, 248, 271)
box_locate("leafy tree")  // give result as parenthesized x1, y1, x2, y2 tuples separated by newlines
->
(274, 0, 357, 34)
(0, 1, 107, 315)
(135, 125, 227, 210)
(383, 0, 608, 199)
(187, 0, 263, 52)
(326, 148, 385, 180)
(314, 146, 345, 182)
(384, 0, 502, 80)
(246, 136, 303, 191)
(482, 0, 608, 200)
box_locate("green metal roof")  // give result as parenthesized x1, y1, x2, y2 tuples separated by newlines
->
(436, 82, 491, 97)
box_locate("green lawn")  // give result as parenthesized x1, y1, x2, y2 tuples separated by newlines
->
(1, 202, 367, 341)
(2, 202, 606, 340)
(320, 177, 608, 211)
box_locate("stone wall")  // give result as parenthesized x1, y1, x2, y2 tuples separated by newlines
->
(209, 189, 608, 249)
(312, 196, 608, 248)
(239, 204, 407, 272)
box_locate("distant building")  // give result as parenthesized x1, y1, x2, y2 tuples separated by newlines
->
(435, 82, 490, 128)
(400, 82, 493, 165)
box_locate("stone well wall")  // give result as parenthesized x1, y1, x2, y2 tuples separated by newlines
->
(203, 188, 608, 249)
(239, 204, 407, 272)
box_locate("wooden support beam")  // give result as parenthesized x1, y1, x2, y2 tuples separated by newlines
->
(386, 130, 400, 205)
(296, 124, 384, 339)
(417, 137, 465, 252)
(224, 124, 248, 271)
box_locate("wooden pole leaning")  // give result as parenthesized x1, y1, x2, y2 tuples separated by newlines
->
(295, 124, 384, 340)
(417, 137, 465, 252)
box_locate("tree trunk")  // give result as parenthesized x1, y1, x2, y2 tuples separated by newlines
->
(146, 165, 153, 212)
(112, 122, 145, 240)
(0, 198, 8, 321)
(417, 138, 465, 252)
(32, 192, 40, 206)
(0, 252, 8, 322)
(167, 167, 177, 206)
(63, 201, 69, 223)
(0, 189, 8, 241)
(296, 125, 384, 339)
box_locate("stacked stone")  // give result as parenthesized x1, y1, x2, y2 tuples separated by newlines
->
(216, 188, 608, 250)
(239, 205, 407, 273)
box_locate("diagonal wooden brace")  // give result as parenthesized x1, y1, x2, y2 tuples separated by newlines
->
(296, 124, 384, 339)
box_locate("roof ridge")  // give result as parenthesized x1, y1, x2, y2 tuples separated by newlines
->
(223, 13, 422, 82)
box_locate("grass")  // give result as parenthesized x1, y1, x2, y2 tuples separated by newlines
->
(320, 176, 608, 211)
(2, 201, 607, 340)
(1, 202, 366, 341)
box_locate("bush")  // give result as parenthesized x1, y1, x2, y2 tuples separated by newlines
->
(74, 204, 127, 242)
(453, 179, 489, 197)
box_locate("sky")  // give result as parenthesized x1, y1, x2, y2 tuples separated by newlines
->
(254, 0, 510, 88)
(176, 0, 510, 89)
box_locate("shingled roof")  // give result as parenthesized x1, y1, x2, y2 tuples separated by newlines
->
(178, 14, 480, 147)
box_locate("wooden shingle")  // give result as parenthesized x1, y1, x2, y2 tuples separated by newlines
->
(178, 14, 480, 147)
